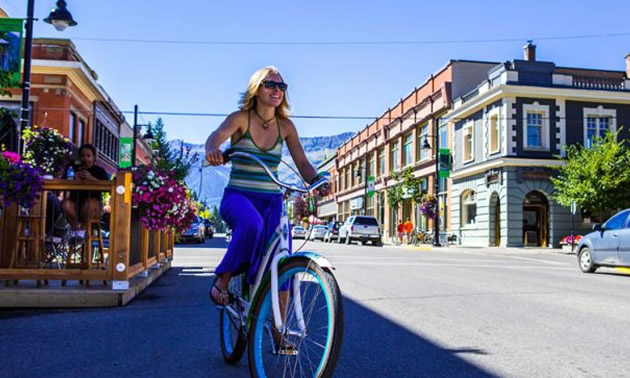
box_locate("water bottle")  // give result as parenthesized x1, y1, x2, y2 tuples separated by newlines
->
(67, 165, 74, 180)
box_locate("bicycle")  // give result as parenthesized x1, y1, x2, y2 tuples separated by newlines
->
(217, 149, 344, 378)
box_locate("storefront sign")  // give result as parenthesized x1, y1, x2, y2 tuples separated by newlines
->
(0, 18, 24, 86)
(485, 169, 501, 186)
(350, 197, 363, 210)
(516, 167, 554, 183)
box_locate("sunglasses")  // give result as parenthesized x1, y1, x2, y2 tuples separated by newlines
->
(262, 80, 288, 92)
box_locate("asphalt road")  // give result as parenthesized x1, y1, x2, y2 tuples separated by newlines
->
(2, 236, 630, 377)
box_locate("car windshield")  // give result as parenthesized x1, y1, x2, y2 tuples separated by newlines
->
(294, 227, 305, 231)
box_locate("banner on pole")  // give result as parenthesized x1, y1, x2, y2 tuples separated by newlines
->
(119, 137, 133, 168)
(438, 149, 450, 178)
(0, 18, 24, 86)
(366, 175, 375, 197)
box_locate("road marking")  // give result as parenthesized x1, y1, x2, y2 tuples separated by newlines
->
(333, 261, 572, 270)
(616, 267, 630, 274)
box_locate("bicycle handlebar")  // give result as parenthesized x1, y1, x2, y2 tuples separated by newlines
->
(222, 149, 329, 194)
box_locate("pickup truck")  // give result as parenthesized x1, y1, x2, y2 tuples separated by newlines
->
(338, 215, 382, 246)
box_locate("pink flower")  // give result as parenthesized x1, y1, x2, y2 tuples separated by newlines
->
(2, 151, 20, 164)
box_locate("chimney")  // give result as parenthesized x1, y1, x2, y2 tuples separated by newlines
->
(524, 41, 536, 61)
(626, 53, 630, 78)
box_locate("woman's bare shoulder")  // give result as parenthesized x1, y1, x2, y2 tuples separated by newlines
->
(278, 117, 297, 140)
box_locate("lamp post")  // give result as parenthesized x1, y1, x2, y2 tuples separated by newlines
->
(355, 156, 368, 215)
(422, 124, 442, 247)
(18, 0, 76, 155)
(132, 105, 155, 166)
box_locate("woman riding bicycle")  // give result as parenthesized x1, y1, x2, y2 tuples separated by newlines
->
(205, 66, 327, 306)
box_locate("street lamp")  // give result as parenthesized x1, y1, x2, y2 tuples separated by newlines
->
(354, 155, 368, 215)
(132, 105, 154, 167)
(18, 0, 77, 155)
(422, 130, 442, 247)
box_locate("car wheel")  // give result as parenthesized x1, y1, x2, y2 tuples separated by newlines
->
(374, 240, 383, 247)
(578, 247, 597, 273)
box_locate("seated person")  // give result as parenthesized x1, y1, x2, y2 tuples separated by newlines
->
(61, 144, 109, 237)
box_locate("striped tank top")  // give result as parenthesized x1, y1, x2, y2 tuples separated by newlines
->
(226, 112, 283, 194)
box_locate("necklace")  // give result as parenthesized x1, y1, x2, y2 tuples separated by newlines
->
(254, 109, 274, 129)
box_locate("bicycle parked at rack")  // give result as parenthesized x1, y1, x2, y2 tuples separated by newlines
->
(217, 150, 344, 378)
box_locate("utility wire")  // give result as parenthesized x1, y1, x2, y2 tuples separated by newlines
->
(27, 106, 623, 124)
(71, 31, 630, 46)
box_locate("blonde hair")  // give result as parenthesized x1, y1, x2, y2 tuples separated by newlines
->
(238, 66, 291, 119)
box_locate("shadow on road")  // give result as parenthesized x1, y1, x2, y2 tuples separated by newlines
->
(0, 267, 497, 377)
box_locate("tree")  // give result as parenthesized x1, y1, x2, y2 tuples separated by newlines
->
(386, 167, 425, 222)
(551, 129, 630, 221)
(149, 118, 199, 183)
(293, 195, 309, 223)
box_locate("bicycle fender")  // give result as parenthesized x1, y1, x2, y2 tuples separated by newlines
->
(282, 251, 335, 270)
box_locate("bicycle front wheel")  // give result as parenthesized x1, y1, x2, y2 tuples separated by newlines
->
(248, 258, 344, 378)
(219, 274, 247, 364)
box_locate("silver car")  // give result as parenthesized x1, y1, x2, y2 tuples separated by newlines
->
(577, 208, 630, 273)
(309, 225, 328, 241)
(292, 226, 307, 239)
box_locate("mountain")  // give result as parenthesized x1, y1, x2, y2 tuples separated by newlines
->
(172, 132, 353, 209)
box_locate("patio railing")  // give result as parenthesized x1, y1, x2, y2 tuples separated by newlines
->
(0, 171, 174, 288)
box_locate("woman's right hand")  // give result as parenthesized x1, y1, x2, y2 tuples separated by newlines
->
(205, 148, 224, 166)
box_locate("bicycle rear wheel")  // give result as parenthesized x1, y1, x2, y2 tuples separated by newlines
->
(248, 258, 344, 378)
(219, 274, 247, 364)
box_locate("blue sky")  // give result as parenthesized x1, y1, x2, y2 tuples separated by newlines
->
(2, 0, 629, 144)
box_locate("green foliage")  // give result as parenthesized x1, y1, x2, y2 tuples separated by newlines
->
(386, 167, 425, 210)
(149, 118, 199, 183)
(551, 129, 630, 220)
(293, 195, 309, 222)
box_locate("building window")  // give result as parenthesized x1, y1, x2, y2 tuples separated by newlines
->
(522, 102, 550, 150)
(345, 168, 352, 189)
(526, 112, 543, 148)
(390, 141, 399, 172)
(488, 112, 500, 154)
(366, 194, 374, 216)
(417, 123, 429, 161)
(69, 112, 76, 144)
(461, 190, 477, 226)
(77, 119, 85, 146)
(463, 122, 474, 163)
(402, 133, 413, 167)
(368, 152, 375, 179)
(439, 118, 447, 149)
(584, 106, 616, 148)
(378, 148, 385, 177)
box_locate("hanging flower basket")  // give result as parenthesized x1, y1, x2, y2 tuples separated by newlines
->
(0, 151, 44, 209)
(131, 165, 196, 232)
(419, 193, 438, 219)
(22, 126, 73, 178)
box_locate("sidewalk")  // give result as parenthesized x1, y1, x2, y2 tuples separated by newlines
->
(385, 240, 576, 255)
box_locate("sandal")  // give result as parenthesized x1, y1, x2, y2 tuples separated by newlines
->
(209, 276, 231, 308)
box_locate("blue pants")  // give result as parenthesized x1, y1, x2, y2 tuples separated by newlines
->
(216, 188, 282, 284)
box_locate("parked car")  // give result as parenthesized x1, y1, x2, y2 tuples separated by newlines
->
(292, 226, 307, 239)
(309, 225, 328, 241)
(203, 219, 214, 239)
(338, 215, 382, 246)
(324, 221, 342, 243)
(225, 227, 232, 243)
(180, 216, 206, 244)
(577, 208, 630, 273)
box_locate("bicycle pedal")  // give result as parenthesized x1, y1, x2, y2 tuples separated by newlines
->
(277, 348, 299, 356)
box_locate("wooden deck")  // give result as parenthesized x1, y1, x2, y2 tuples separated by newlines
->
(0, 172, 176, 307)
(0, 260, 170, 307)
